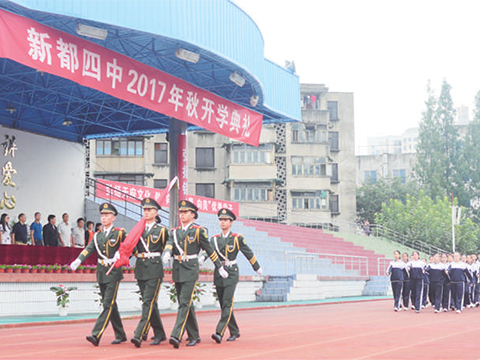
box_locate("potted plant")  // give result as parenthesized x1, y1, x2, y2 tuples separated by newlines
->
(83, 265, 91, 274)
(61, 265, 69, 273)
(128, 265, 135, 274)
(166, 282, 178, 310)
(0, 264, 5, 273)
(13, 264, 22, 273)
(5, 265, 14, 273)
(38, 265, 46, 273)
(77, 265, 85, 273)
(53, 264, 61, 274)
(21, 265, 31, 273)
(50, 284, 77, 316)
(31, 265, 38, 274)
(46, 265, 54, 273)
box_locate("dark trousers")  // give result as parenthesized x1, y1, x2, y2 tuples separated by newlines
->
(215, 283, 239, 337)
(474, 281, 480, 304)
(442, 282, 451, 310)
(92, 281, 126, 341)
(34, 239, 44, 246)
(464, 281, 471, 307)
(429, 281, 443, 311)
(402, 280, 411, 308)
(422, 283, 429, 306)
(134, 278, 166, 340)
(410, 278, 423, 311)
(451, 282, 465, 310)
(391, 281, 403, 309)
(171, 280, 199, 340)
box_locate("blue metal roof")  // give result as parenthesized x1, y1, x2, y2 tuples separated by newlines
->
(0, 0, 300, 143)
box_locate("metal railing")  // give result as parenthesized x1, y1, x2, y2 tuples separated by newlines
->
(369, 224, 447, 255)
(377, 258, 394, 277)
(285, 251, 369, 277)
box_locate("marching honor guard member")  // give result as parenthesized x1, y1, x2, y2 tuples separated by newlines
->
(130, 198, 168, 348)
(70, 203, 127, 346)
(162, 200, 228, 349)
(210, 208, 262, 344)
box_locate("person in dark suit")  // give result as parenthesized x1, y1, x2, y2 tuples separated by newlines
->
(210, 208, 262, 344)
(70, 203, 127, 346)
(130, 198, 169, 348)
(43, 214, 59, 246)
(162, 200, 228, 349)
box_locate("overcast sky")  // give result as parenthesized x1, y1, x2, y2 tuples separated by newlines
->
(235, 0, 480, 154)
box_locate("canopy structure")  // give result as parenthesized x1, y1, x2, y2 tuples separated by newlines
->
(0, 0, 301, 143)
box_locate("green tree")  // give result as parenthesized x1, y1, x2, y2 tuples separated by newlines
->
(356, 177, 420, 224)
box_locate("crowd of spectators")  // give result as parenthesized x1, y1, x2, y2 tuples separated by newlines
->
(0, 212, 100, 247)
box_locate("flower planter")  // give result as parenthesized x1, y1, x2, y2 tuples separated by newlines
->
(54, 269, 62, 274)
(38, 268, 46, 273)
(13, 268, 22, 273)
(0, 268, 4, 273)
(6, 268, 13, 273)
(61, 269, 68, 274)
(46, 269, 53, 273)
(84, 269, 91, 274)
(30, 268, 38, 274)
(58, 307, 68, 317)
(128, 269, 134, 274)
(21, 268, 30, 273)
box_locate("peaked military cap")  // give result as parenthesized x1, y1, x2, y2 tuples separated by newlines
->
(179, 200, 198, 219)
(218, 208, 236, 221)
(99, 202, 118, 216)
(142, 197, 161, 210)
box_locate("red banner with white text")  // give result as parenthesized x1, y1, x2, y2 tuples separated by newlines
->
(96, 179, 239, 215)
(0, 9, 263, 146)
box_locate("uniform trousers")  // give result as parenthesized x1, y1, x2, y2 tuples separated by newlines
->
(402, 280, 411, 308)
(429, 281, 443, 311)
(93, 281, 126, 340)
(134, 278, 166, 340)
(390, 281, 403, 309)
(216, 283, 239, 336)
(422, 283, 429, 306)
(442, 282, 451, 310)
(171, 280, 199, 340)
(451, 281, 465, 311)
(474, 281, 480, 305)
(410, 278, 424, 311)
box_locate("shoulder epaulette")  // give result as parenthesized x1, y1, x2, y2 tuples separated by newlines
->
(212, 234, 221, 238)
(173, 226, 181, 230)
(232, 233, 242, 238)
(192, 225, 201, 229)
(114, 227, 125, 231)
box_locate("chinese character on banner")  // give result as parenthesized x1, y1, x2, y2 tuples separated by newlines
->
(182, 181, 188, 196)
(0, 191, 16, 210)
(27, 27, 52, 65)
(1, 135, 17, 157)
(107, 58, 123, 89)
(230, 110, 241, 134)
(201, 98, 215, 124)
(168, 84, 184, 111)
(216, 104, 228, 129)
(242, 114, 251, 137)
(82, 49, 101, 80)
(2, 161, 17, 187)
(56, 38, 79, 73)
(186, 91, 199, 119)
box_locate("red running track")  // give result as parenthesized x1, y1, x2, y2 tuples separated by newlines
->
(1, 299, 480, 359)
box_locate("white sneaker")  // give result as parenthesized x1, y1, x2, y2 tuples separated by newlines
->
(443, 308, 448, 312)
(456, 310, 461, 314)
(411, 305, 415, 310)
(403, 307, 408, 311)
(394, 307, 399, 312)
(434, 309, 439, 313)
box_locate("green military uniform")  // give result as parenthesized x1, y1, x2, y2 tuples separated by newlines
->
(132, 199, 169, 343)
(211, 231, 260, 338)
(163, 201, 223, 344)
(76, 203, 127, 343)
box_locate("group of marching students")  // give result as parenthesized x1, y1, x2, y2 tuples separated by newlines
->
(387, 250, 480, 313)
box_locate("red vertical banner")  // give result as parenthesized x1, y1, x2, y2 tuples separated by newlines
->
(178, 134, 188, 201)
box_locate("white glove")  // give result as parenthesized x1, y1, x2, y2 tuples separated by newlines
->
(70, 259, 81, 271)
(198, 255, 206, 266)
(256, 267, 263, 276)
(219, 266, 229, 279)
(162, 252, 171, 264)
(113, 251, 120, 262)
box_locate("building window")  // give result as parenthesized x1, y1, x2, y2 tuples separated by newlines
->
(232, 144, 272, 164)
(329, 131, 339, 151)
(292, 191, 328, 210)
(154, 143, 168, 164)
(330, 194, 339, 213)
(196, 148, 215, 168)
(196, 183, 215, 198)
(154, 179, 168, 189)
(393, 169, 406, 183)
(232, 182, 274, 202)
(327, 101, 338, 120)
(364, 171, 377, 184)
(292, 124, 327, 144)
(96, 139, 143, 157)
(291, 157, 327, 177)
(96, 174, 144, 186)
(331, 163, 338, 182)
